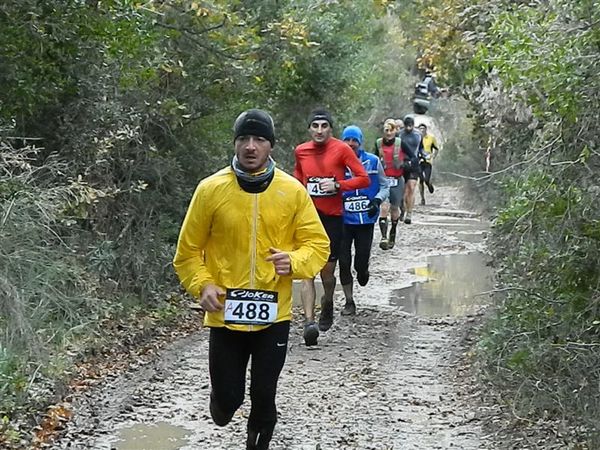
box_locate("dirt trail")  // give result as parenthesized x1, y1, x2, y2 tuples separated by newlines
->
(55, 184, 494, 450)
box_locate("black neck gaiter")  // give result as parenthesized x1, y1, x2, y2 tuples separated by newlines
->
(231, 156, 276, 193)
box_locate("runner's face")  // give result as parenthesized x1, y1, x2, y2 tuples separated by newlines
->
(418, 126, 427, 135)
(309, 120, 332, 144)
(383, 126, 396, 140)
(344, 137, 360, 153)
(234, 135, 272, 173)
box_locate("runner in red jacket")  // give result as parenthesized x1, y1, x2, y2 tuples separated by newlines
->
(294, 108, 370, 345)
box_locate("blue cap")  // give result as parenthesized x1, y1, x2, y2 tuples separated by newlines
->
(341, 125, 363, 145)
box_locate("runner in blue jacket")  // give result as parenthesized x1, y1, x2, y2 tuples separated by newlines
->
(339, 125, 390, 315)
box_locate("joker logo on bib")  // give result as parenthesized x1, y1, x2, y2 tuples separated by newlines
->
(224, 288, 279, 325)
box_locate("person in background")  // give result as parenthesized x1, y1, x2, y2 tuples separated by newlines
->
(394, 118, 404, 137)
(417, 123, 438, 205)
(399, 115, 425, 224)
(173, 109, 330, 450)
(374, 119, 405, 249)
(413, 70, 443, 114)
(415, 69, 441, 99)
(294, 108, 370, 345)
(339, 125, 389, 315)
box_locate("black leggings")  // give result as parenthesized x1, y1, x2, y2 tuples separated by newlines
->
(209, 321, 290, 433)
(339, 223, 375, 285)
(319, 212, 344, 262)
(420, 162, 432, 184)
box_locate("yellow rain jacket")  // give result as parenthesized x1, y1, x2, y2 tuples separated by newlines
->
(173, 167, 330, 331)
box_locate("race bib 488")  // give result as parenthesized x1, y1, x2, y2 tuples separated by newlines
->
(224, 288, 279, 325)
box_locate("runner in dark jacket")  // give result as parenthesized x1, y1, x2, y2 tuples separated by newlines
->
(399, 115, 425, 224)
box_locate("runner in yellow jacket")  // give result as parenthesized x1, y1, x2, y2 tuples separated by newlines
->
(173, 166, 329, 330)
(173, 109, 329, 450)
(417, 123, 438, 205)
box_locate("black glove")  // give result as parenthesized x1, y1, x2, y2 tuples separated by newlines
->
(402, 159, 413, 170)
(367, 198, 382, 218)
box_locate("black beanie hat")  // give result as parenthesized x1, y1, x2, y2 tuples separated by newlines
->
(307, 108, 333, 127)
(233, 109, 275, 147)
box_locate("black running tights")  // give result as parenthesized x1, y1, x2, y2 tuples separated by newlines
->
(339, 223, 375, 286)
(209, 321, 290, 434)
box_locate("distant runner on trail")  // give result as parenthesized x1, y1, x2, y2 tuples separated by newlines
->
(173, 109, 329, 450)
(413, 70, 442, 114)
(294, 108, 370, 345)
(400, 115, 425, 225)
(374, 119, 405, 250)
(415, 70, 441, 98)
(417, 123, 438, 205)
(394, 118, 404, 137)
(339, 125, 389, 315)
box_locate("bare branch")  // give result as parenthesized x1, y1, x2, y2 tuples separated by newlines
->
(476, 286, 558, 304)
(156, 17, 227, 37)
(551, 342, 600, 348)
(155, 19, 246, 61)
(2, 136, 44, 140)
(439, 135, 562, 183)
(565, 18, 600, 33)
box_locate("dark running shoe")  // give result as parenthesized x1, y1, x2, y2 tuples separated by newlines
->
(318, 299, 334, 331)
(341, 300, 356, 316)
(428, 183, 434, 194)
(379, 238, 389, 250)
(303, 321, 319, 346)
(247, 427, 273, 450)
(388, 228, 396, 250)
(357, 270, 369, 287)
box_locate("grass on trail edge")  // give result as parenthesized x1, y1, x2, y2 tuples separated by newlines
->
(0, 294, 204, 450)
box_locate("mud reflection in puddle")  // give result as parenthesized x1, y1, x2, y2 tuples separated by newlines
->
(115, 422, 190, 450)
(390, 252, 493, 317)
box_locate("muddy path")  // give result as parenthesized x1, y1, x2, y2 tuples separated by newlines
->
(54, 184, 495, 450)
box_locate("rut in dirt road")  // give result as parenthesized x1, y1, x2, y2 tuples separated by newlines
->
(55, 185, 495, 450)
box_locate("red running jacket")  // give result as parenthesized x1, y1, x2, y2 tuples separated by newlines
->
(294, 137, 370, 216)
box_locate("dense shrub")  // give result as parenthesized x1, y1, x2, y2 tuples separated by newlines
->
(412, 0, 600, 443)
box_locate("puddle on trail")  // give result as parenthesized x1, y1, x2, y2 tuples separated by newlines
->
(390, 251, 493, 317)
(114, 422, 190, 450)
(454, 230, 487, 243)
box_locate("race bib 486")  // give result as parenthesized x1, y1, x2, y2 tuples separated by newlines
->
(224, 288, 279, 325)
(344, 195, 370, 213)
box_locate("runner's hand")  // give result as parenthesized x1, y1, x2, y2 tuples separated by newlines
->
(367, 198, 382, 218)
(199, 284, 225, 312)
(319, 179, 337, 193)
(266, 247, 292, 276)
